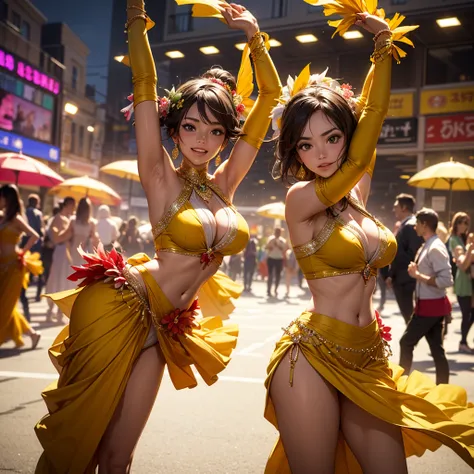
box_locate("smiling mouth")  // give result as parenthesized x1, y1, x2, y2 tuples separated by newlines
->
(192, 148, 208, 154)
(318, 162, 335, 168)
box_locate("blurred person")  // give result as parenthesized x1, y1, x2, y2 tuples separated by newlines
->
(67, 198, 99, 265)
(12, 104, 25, 133)
(19, 194, 44, 318)
(284, 248, 298, 298)
(400, 209, 453, 384)
(22, 110, 36, 137)
(437, 221, 448, 243)
(96, 204, 119, 252)
(448, 212, 473, 353)
(34, 2, 281, 472)
(376, 266, 389, 313)
(118, 215, 143, 256)
(265, 227, 288, 297)
(243, 234, 258, 291)
(0, 90, 13, 130)
(387, 193, 423, 323)
(228, 252, 243, 281)
(44, 197, 76, 322)
(265, 9, 474, 474)
(0, 184, 41, 349)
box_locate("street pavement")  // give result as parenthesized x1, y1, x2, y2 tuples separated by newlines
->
(1, 280, 473, 473)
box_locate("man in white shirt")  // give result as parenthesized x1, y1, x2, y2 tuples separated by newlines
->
(265, 227, 288, 298)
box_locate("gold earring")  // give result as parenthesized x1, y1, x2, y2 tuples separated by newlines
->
(171, 143, 179, 161)
(296, 165, 306, 180)
(215, 153, 221, 167)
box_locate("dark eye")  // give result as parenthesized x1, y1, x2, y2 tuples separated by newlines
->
(328, 135, 341, 144)
(182, 123, 195, 132)
(298, 143, 311, 151)
(212, 129, 224, 136)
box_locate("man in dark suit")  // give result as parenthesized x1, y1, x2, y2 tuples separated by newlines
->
(387, 194, 424, 323)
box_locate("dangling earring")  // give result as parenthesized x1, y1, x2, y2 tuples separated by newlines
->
(171, 143, 179, 161)
(296, 165, 306, 180)
(215, 153, 222, 167)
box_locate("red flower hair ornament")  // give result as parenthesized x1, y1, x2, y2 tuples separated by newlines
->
(67, 243, 127, 289)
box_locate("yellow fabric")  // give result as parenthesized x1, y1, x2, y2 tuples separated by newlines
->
(0, 223, 20, 244)
(198, 270, 243, 319)
(154, 185, 249, 258)
(35, 253, 238, 473)
(241, 32, 281, 149)
(294, 199, 397, 280)
(315, 54, 391, 207)
(127, 0, 158, 107)
(264, 311, 474, 473)
(175, 0, 224, 19)
(22, 251, 44, 289)
(0, 253, 32, 347)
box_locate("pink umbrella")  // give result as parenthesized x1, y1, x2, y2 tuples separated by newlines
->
(0, 152, 64, 188)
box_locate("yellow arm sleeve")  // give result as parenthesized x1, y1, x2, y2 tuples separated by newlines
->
(127, 0, 157, 107)
(241, 33, 282, 149)
(315, 55, 391, 206)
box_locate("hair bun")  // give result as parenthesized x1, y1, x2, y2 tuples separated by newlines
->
(202, 66, 237, 92)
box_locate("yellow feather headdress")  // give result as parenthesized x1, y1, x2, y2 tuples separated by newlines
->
(304, 0, 419, 63)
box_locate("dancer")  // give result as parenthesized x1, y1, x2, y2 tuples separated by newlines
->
(265, 4, 474, 473)
(35, 1, 280, 472)
(0, 184, 42, 349)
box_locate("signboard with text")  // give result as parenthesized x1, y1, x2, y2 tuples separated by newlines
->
(0, 129, 60, 162)
(388, 92, 414, 117)
(420, 86, 474, 115)
(378, 118, 418, 145)
(425, 113, 474, 144)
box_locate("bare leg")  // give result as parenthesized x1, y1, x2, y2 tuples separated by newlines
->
(269, 351, 340, 474)
(340, 396, 407, 474)
(97, 344, 166, 473)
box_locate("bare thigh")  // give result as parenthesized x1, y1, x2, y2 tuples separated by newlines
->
(340, 395, 407, 474)
(98, 344, 166, 473)
(269, 349, 340, 474)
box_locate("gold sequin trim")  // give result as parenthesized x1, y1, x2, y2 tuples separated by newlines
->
(293, 218, 335, 259)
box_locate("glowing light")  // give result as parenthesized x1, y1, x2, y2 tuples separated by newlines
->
(87, 126, 95, 133)
(296, 34, 318, 44)
(200, 46, 220, 55)
(436, 17, 461, 28)
(268, 39, 282, 47)
(343, 31, 363, 39)
(165, 50, 185, 59)
(64, 103, 78, 115)
(400, 175, 411, 180)
(258, 180, 266, 184)
(114, 55, 125, 63)
(235, 43, 246, 51)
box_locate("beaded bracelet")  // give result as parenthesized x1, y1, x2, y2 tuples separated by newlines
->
(125, 13, 148, 31)
(373, 28, 392, 43)
(370, 40, 393, 63)
(249, 32, 268, 62)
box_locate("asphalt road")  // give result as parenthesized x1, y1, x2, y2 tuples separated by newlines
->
(1, 280, 473, 473)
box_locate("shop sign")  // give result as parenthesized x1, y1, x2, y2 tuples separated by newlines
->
(0, 47, 61, 95)
(387, 92, 414, 117)
(420, 86, 474, 115)
(0, 129, 60, 162)
(61, 159, 99, 177)
(378, 118, 418, 145)
(425, 113, 474, 144)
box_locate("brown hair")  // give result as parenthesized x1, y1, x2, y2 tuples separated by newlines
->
(395, 193, 416, 213)
(449, 211, 470, 244)
(273, 86, 358, 215)
(416, 208, 439, 232)
(163, 67, 241, 142)
(0, 184, 23, 222)
(76, 197, 92, 225)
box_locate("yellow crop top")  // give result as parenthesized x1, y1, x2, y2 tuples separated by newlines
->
(152, 174, 249, 264)
(293, 196, 397, 283)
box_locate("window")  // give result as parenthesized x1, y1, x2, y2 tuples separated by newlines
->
(21, 20, 30, 40)
(71, 122, 76, 154)
(168, 12, 193, 34)
(272, 0, 287, 18)
(12, 11, 20, 30)
(426, 44, 474, 85)
(78, 125, 84, 156)
(391, 0, 407, 4)
(72, 66, 78, 90)
(0, 0, 8, 21)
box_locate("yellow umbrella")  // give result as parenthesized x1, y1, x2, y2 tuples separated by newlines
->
(100, 160, 140, 182)
(408, 157, 474, 218)
(257, 202, 286, 220)
(48, 176, 122, 206)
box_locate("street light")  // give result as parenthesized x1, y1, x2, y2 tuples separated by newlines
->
(87, 126, 95, 133)
(64, 102, 78, 115)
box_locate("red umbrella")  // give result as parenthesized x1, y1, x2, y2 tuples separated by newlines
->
(0, 152, 64, 188)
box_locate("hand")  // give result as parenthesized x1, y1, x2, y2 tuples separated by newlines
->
(354, 12, 389, 36)
(385, 276, 392, 289)
(407, 262, 419, 279)
(220, 3, 259, 40)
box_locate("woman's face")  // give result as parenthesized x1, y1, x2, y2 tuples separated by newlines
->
(176, 103, 227, 169)
(457, 217, 470, 234)
(295, 110, 346, 178)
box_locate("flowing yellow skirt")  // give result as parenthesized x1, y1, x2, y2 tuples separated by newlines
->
(35, 256, 239, 474)
(0, 254, 31, 347)
(264, 311, 474, 473)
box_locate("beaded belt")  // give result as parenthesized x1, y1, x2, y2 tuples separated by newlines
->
(282, 318, 392, 387)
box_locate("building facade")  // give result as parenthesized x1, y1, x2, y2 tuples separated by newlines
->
(106, 0, 474, 224)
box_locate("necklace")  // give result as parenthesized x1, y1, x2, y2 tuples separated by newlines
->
(177, 165, 213, 203)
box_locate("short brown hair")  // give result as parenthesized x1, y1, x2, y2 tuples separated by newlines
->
(395, 193, 416, 213)
(416, 208, 439, 232)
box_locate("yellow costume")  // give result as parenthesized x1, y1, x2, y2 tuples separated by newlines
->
(0, 223, 42, 347)
(35, 0, 281, 471)
(264, 5, 474, 471)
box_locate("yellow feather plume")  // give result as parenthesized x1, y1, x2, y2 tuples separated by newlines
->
(175, 0, 226, 19)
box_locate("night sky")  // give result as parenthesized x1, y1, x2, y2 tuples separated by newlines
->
(32, 0, 113, 101)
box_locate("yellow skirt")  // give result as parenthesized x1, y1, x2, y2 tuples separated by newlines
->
(264, 311, 474, 473)
(35, 256, 239, 474)
(0, 254, 31, 347)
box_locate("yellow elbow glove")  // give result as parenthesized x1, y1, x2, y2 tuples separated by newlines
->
(127, 0, 157, 107)
(315, 54, 392, 207)
(241, 32, 281, 150)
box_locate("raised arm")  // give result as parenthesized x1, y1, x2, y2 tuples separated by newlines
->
(215, 4, 281, 197)
(127, 0, 174, 193)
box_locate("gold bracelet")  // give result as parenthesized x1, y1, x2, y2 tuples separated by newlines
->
(373, 28, 392, 43)
(125, 13, 147, 31)
(370, 42, 392, 63)
(127, 5, 146, 13)
(249, 32, 268, 62)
